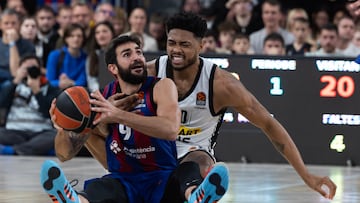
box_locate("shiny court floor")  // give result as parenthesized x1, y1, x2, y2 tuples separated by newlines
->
(1, 156, 360, 203)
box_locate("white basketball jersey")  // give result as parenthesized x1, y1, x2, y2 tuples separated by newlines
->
(156, 56, 225, 158)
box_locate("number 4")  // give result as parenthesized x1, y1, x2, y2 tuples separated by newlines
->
(330, 134, 346, 153)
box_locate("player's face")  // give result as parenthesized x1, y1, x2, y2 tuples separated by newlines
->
(166, 28, 201, 70)
(115, 42, 147, 84)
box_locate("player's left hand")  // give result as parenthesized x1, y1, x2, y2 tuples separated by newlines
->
(304, 174, 337, 200)
(90, 90, 123, 125)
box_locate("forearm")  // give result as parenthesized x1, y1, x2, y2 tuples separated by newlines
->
(9, 45, 20, 77)
(84, 123, 108, 169)
(85, 134, 107, 169)
(264, 120, 309, 179)
(54, 130, 90, 162)
(117, 110, 179, 140)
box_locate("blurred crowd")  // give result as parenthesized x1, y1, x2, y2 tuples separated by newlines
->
(0, 0, 359, 156)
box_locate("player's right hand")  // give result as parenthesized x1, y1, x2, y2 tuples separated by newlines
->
(49, 99, 63, 131)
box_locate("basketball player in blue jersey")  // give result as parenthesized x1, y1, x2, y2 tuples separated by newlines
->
(40, 35, 187, 203)
(59, 13, 337, 203)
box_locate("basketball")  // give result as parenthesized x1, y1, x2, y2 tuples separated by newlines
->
(53, 86, 99, 134)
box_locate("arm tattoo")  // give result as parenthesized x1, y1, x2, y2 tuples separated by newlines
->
(68, 132, 91, 156)
(273, 141, 285, 154)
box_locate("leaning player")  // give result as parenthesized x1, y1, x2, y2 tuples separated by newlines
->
(149, 12, 337, 202)
(41, 35, 228, 203)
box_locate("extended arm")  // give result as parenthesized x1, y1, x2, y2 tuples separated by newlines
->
(213, 68, 336, 199)
(90, 78, 181, 140)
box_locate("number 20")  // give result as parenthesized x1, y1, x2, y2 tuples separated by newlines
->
(320, 75, 354, 98)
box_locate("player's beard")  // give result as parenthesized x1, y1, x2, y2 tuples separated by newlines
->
(117, 60, 147, 85)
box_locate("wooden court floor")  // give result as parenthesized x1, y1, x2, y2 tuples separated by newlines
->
(1, 156, 360, 203)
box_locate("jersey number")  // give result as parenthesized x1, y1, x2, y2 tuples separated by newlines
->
(119, 124, 131, 140)
(181, 110, 188, 124)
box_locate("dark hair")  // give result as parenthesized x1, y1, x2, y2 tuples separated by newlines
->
(262, 0, 281, 9)
(105, 35, 141, 65)
(321, 23, 338, 34)
(204, 29, 216, 38)
(166, 12, 207, 38)
(263, 32, 284, 47)
(233, 33, 249, 41)
(217, 21, 237, 32)
(19, 54, 42, 67)
(88, 21, 116, 77)
(35, 5, 56, 17)
(150, 12, 167, 24)
(63, 23, 86, 47)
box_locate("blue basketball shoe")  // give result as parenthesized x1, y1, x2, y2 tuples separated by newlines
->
(40, 160, 80, 203)
(188, 162, 229, 203)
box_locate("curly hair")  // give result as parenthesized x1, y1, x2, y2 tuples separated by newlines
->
(166, 12, 207, 38)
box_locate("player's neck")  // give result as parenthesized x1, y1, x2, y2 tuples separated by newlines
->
(118, 80, 142, 95)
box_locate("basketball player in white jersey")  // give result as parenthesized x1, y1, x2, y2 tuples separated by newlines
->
(79, 12, 337, 203)
(146, 12, 337, 203)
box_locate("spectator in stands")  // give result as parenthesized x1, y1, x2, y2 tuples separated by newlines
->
(285, 8, 309, 32)
(181, 0, 202, 14)
(86, 21, 115, 92)
(20, 16, 38, 44)
(0, 54, 59, 155)
(46, 23, 87, 89)
(71, 2, 93, 38)
(286, 17, 313, 56)
(305, 23, 343, 57)
(310, 8, 330, 46)
(216, 21, 236, 54)
(232, 33, 254, 54)
(5, 0, 28, 18)
(112, 7, 128, 36)
(346, 1, 360, 25)
(93, 2, 115, 24)
(55, 5, 72, 48)
(249, 0, 294, 54)
(263, 32, 285, 55)
(225, 0, 262, 35)
(348, 0, 360, 16)
(148, 12, 167, 51)
(200, 29, 217, 54)
(333, 8, 348, 26)
(336, 15, 360, 57)
(35, 5, 58, 67)
(0, 9, 35, 91)
(352, 26, 360, 48)
(125, 7, 158, 52)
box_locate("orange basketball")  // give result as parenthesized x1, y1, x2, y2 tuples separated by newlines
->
(53, 86, 99, 134)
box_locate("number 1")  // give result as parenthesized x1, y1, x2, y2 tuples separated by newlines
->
(270, 77, 283, 96)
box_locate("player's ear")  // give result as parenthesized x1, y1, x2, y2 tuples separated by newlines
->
(107, 64, 118, 75)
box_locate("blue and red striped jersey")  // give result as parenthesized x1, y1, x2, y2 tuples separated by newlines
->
(102, 77, 177, 174)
